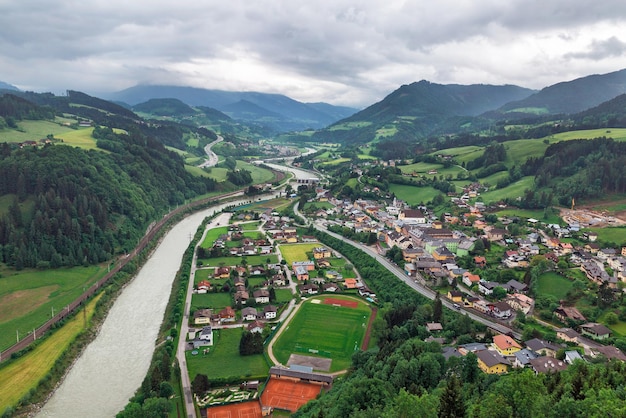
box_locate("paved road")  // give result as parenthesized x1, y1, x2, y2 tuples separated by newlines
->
(308, 219, 520, 339)
(177, 212, 232, 418)
(199, 135, 223, 168)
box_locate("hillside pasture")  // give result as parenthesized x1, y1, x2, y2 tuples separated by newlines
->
(0, 266, 106, 351)
(586, 226, 626, 245)
(279, 243, 320, 265)
(55, 127, 99, 150)
(388, 183, 443, 205)
(549, 128, 626, 142)
(0, 120, 74, 143)
(478, 176, 534, 203)
(272, 296, 372, 372)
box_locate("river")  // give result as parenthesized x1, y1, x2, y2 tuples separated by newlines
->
(37, 202, 238, 418)
(37, 158, 317, 417)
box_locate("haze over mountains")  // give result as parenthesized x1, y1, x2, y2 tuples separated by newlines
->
(2, 68, 626, 136)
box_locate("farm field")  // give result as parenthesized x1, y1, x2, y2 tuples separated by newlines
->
(0, 266, 106, 351)
(549, 128, 626, 142)
(278, 243, 320, 265)
(0, 293, 102, 413)
(272, 296, 372, 372)
(186, 328, 269, 382)
(388, 183, 442, 206)
(536, 272, 574, 300)
(495, 208, 563, 224)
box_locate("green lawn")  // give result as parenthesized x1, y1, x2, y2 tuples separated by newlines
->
(275, 288, 294, 303)
(198, 254, 279, 268)
(272, 296, 372, 372)
(0, 266, 106, 351)
(279, 243, 319, 265)
(186, 328, 269, 382)
(536, 272, 574, 300)
(388, 183, 443, 205)
(200, 226, 229, 247)
(190, 292, 233, 311)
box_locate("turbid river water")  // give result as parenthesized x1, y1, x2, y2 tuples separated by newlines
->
(37, 203, 234, 418)
(37, 160, 315, 417)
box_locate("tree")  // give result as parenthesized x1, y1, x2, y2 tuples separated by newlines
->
(491, 286, 507, 300)
(191, 374, 209, 395)
(141, 397, 171, 418)
(433, 295, 443, 323)
(239, 331, 264, 355)
(438, 373, 464, 418)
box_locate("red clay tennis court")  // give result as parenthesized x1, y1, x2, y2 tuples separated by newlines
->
(205, 400, 262, 418)
(323, 297, 358, 308)
(260, 378, 322, 412)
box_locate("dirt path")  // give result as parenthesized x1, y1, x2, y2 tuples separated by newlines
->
(361, 307, 377, 350)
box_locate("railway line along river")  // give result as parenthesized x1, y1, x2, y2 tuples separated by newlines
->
(37, 199, 251, 418)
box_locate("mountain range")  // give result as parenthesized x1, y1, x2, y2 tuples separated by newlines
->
(2, 68, 626, 138)
(104, 85, 358, 132)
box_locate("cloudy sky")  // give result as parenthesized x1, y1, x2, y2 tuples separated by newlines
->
(1, 1, 626, 107)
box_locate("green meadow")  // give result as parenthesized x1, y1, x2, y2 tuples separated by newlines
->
(0, 266, 106, 351)
(388, 183, 443, 205)
(536, 272, 574, 300)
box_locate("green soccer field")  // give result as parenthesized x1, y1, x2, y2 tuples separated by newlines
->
(272, 296, 372, 372)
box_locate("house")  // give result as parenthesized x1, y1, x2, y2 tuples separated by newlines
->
(322, 283, 339, 292)
(404, 263, 417, 277)
(298, 283, 319, 295)
(478, 280, 500, 296)
(196, 280, 212, 294)
(474, 256, 487, 268)
(426, 322, 443, 332)
(486, 228, 507, 242)
(580, 322, 612, 340)
(504, 279, 528, 293)
(193, 326, 214, 348)
(462, 272, 481, 287)
(193, 308, 213, 325)
(253, 289, 270, 304)
(398, 209, 427, 224)
(565, 350, 584, 364)
(247, 320, 265, 334)
(313, 247, 332, 259)
(476, 349, 510, 374)
(263, 305, 278, 320)
(242, 307, 258, 321)
(591, 345, 626, 361)
(292, 261, 315, 271)
(344, 278, 358, 289)
(249, 265, 266, 276)
(505, 293, 534, 315)
(235, 290, 250, 304)
(214, 266, 231, 279)
(492, 334, 522, 356)
(447, 290, 464, 303)
(529, 357, 567, 374)
(490, 301, 512, 319)
(556, 328, 580, 343)
(294, 265, 310, 281)
(218, 307, 236, 323)
(458, 343, 487, 355)
(525, 338, 561, 357)
(442, 346, 462, 360)
(513, 348, 538, 368)
(554, 305, 586, 323)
